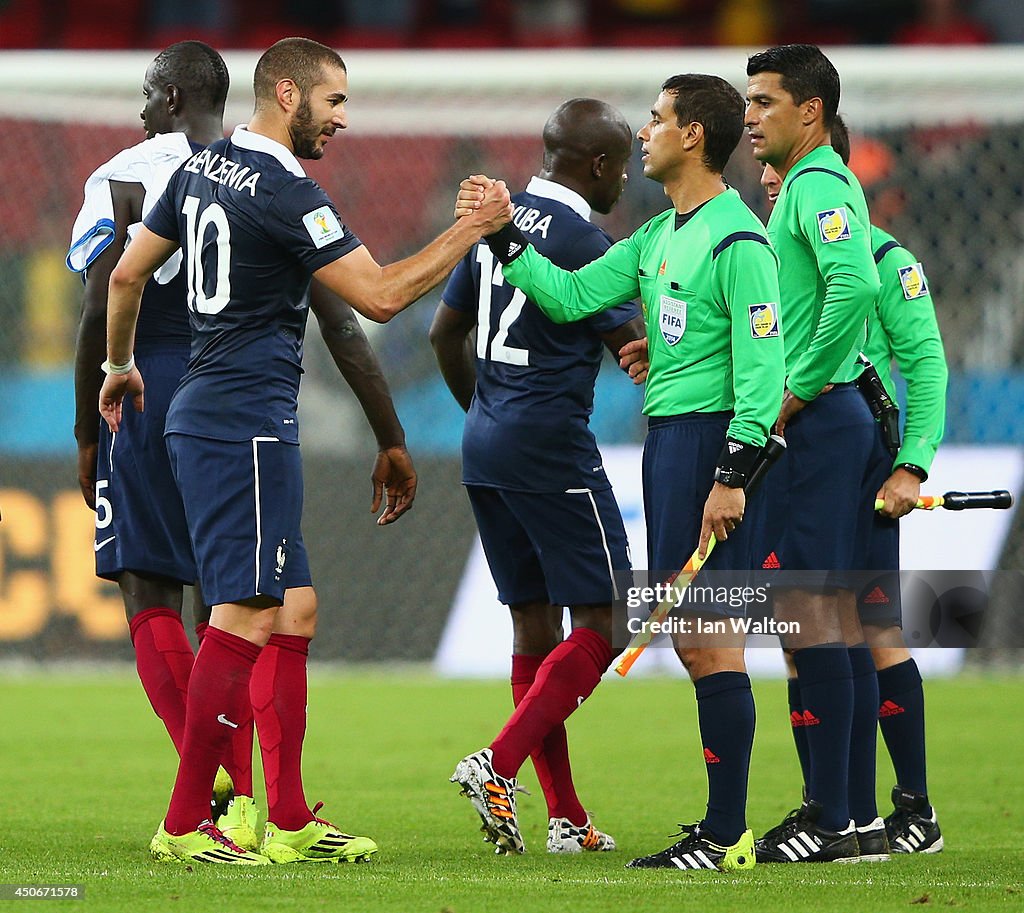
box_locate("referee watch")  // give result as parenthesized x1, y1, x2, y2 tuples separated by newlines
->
(895, 462, 928, 482)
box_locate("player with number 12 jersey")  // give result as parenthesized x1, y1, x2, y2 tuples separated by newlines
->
(444, 180, 639, 497)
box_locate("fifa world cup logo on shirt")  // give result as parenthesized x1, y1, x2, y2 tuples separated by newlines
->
(816, 207, 851, 243)
(898, 263, 929, 300)
(749, 302, 779, 339)
(314, 212, 331, 235)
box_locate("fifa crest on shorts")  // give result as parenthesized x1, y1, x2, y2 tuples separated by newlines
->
(749, 302, 779, 338)
(816, 207, 851, 243)
(659, 294, 686, 346)
(898, 262, 929, 300)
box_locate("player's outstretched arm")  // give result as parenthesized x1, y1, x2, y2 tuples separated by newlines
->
(456, 176, 647, 325)
(308, 280, 417, 525)
(73, 181, 143, 508)
(429, 302, 477, 412)
(312, 181, 512, 324)
(100, 225, 179, 432)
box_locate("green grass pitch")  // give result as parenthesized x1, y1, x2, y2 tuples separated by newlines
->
(0, 669, 1020, 912)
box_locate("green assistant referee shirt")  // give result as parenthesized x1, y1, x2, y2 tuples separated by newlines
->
(503, 187, 785, 448)
(864, 225, 948, 473)
(768, 145, 880, 400)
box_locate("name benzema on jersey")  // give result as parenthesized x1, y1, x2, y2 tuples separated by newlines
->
(183, 148, 261, 197)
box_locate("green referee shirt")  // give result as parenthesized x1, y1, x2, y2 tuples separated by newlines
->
(865, 225, 948, 473)
(767, 145, 880, 400)
(503, 187, 785, 448)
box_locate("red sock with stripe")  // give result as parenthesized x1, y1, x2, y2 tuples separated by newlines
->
(511, 654, 587, 826)
(128, 607, 193, 755)
(164, 626, 261, 835)
(250, 633, 313, 830)
(197, 621, 255, 797)
(491, 628, 613, 780)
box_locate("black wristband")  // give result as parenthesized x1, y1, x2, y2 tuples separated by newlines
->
(896, 462, 928, 482)
(714, 439, 762, 488)
(485, 222, 529, 265)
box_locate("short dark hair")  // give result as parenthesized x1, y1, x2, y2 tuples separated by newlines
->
(151, 40, 229, 111)
(660, 74, 744, 174)
(746, 44, 840, 128)
(254, 37, 346, 105)
(541, 97, 632, 166)
(830, 114, 851, 165)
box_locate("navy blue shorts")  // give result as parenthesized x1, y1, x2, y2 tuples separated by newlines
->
(642, 412, 766, 617)
(166, 433, 309, 606)
(756, 384, 876, 589)
(94, 346, 196, 584)
(855, 423, 901, 626)
(466, 484, 631, 607)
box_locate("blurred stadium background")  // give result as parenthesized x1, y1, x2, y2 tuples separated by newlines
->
(0, 0, 1022, 667)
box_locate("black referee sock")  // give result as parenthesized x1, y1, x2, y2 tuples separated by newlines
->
(793, 643, 853, 833)
(695, 671, 755, 846)
(877, 658, 930, 806)
(847, 644, 880, 827)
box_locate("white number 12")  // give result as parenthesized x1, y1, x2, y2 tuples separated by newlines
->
(475, 246, 529, 366)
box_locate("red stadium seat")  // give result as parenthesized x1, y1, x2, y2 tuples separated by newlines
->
(148, 27, 230, 52)
(513, 27, 593, 48)
(235, 21, 301, 50)
(415, 25, 506, 48)
(0, 0, 48, 48)
(60, 0, 143, 49)
(328, 27, 414, 51)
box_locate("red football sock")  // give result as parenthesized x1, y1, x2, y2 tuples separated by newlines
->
(491, 628, 612, 781)
(250, 633, 312, 830)
(511, 654, 587, 825)
(196, 621, 254, 795)
(128, 607, 193, 755)
(164, 626, 261, 835)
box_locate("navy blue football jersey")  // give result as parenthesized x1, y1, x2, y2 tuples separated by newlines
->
(442, 177, 640, 493)
(134, 266, 190, 349)
(145, 126, 362, 443)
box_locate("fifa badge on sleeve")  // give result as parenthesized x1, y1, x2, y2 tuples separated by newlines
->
(816, 207, 851, 243)
(749, 302, 779, 339)
(898, 262, 929, 300)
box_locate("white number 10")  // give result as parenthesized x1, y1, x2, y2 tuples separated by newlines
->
(182, 196, 231, 315)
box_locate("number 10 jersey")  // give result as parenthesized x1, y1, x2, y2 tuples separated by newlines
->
(145, 126, 362, 444)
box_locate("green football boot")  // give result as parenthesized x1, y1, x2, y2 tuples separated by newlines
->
(260, 803, 378, 863)
(150, 819, 269, 865)
(211, 766, 234, 821)
(217, 795, 260, 852)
